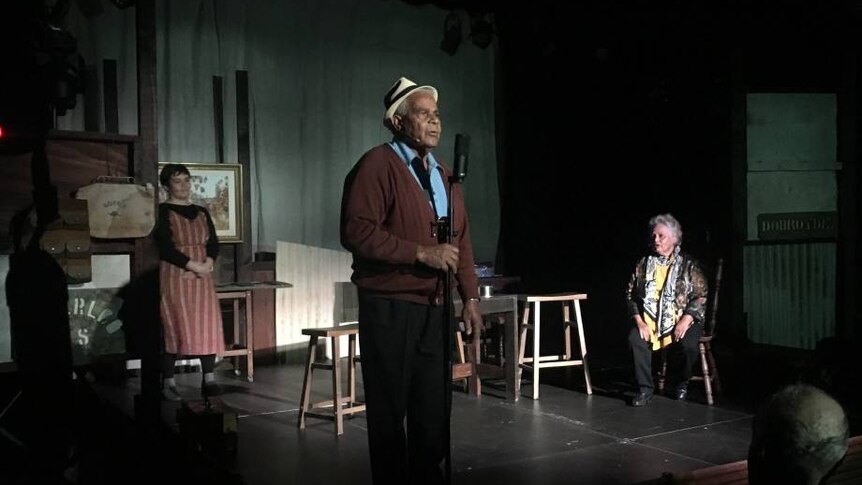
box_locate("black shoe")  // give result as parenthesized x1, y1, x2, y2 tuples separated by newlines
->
(674, 386, 688, 401)
(631, 391, 653, 407)
(202, 381, 223, 397)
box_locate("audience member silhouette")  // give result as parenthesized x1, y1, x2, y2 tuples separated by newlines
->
(116, 266, 162, 420)
(748, 383, 849, 485)
(5, 205, 74, 483)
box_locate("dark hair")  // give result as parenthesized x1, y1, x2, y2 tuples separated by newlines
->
(159, 163, 191, 187)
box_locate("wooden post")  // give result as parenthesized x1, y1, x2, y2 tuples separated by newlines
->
(236, 70, 253, 282)
(133, 0, 160, 416)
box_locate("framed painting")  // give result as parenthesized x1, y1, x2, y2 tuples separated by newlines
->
(158, 162, 244, 243)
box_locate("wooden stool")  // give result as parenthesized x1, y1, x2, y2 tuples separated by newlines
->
(216, 289, 255, 382)
(297, 324, 365, 435)
(518, 293, 593, 400)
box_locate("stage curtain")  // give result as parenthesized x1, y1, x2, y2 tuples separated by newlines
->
(57, 0, 500, 262)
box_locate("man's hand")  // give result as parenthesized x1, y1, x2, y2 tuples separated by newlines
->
(461, 299, 484, 337)
(416, 244, 459, 272)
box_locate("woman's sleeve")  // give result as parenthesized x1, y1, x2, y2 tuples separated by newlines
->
(683, 260, 708, 323)
(625, 259, 642, 318)
(201, 207, 219, 260)
(156, 205, 191, 269)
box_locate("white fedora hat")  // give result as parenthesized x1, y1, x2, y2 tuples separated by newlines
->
(383, 77, 438, 123)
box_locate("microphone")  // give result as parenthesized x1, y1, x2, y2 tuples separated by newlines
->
(452, 133, 470, 183)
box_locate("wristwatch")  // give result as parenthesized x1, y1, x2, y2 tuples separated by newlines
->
(467, 297, 481, 303)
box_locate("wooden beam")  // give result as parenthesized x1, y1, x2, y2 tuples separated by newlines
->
(133, 0, 160, 418)
(213, 75, 224, 163)
(134, 0, 158, 276)
(236, 70, 252, 281)
(103, 59, 119, 134)
(730, 50, 747, 342)
(83, 64, 100, 132)
(838, 50, 857, 344)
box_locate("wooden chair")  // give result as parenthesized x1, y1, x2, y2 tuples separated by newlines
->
(517, 293, 592, 400)
(658, 258, 723, 405)
(453, 329, 481, 396)
(452, 296, 519, 399)
(297, 324, 365, 435)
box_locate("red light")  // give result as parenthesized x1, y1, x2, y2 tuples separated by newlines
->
(0, 125, 4, 138)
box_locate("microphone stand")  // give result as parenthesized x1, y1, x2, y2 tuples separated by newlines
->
(440, 168, 464, 485)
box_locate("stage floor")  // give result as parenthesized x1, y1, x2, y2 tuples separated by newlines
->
(92, 361, 754, 485)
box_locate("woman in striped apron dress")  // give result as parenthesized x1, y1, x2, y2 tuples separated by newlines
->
(156, 163, 224, 401)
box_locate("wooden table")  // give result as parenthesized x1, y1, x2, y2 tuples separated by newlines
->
(216, 281, 292, 382)
(455, 294, 521, 401)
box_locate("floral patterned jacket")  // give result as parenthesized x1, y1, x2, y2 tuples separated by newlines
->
(625, 252, 708, 325)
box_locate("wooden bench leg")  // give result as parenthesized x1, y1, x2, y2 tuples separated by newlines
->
(298, 336, 317, 429)
(233, 298, 240, 375)
(573, 300, 592, 395)
(517, 305, 529, 367)
(706, 342, 721, 393)
(331, 335, 344, 435)
(348, 334, 357, 405)
(699, 342, 713, 405)
(467, 335, 481, 397)
(531, 302, 541, 400)
(562, 304, 572, 361)
(245, 290, 254, 382)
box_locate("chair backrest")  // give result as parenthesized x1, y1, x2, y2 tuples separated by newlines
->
(705, 258, 723, 337)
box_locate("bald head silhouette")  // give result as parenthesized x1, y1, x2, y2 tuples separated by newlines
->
(748, 384, 849, 485)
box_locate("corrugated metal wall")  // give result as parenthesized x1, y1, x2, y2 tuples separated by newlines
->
(275, 241, 354, 348)
(743, 243, 836, 349)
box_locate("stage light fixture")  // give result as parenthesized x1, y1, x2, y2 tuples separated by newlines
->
(109, 0, 135, 8)
(74, 0, 104, 17)
(470, 14, 493, 49)
(440, 11, 462, 56)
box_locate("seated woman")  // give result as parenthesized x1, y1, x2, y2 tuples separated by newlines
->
(626, 213, 707, 406)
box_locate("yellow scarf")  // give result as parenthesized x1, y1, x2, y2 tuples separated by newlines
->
(643, 263, 676, 350)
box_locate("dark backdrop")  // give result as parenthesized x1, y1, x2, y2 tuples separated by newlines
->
(491, 0, 855, 360)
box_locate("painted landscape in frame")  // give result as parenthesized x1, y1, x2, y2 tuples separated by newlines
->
(158, 162, 243, 243)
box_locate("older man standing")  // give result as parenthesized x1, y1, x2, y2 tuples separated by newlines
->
(340, 77, 483, 484)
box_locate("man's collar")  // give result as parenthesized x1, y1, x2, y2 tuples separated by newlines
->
(391, 138, 439, 170)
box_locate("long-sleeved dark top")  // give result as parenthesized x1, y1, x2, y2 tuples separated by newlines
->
(156, 203, 219, 269)
(340, 144, 480, 305)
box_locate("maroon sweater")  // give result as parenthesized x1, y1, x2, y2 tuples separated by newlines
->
(340, 144, 480, 305)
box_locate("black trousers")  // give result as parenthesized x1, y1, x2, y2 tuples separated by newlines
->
(162, 353, 215, 379)
(358, 291, 451, 485)
(628, 323, 703, 394)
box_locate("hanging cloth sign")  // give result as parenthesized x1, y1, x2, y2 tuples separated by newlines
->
(76, 178, 156, 239)
(41, 198, 92, 284)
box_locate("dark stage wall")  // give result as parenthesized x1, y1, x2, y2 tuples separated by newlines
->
(492, 1, 860, 357)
